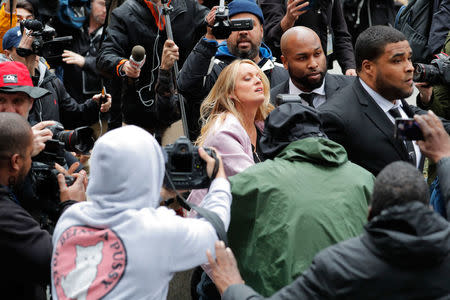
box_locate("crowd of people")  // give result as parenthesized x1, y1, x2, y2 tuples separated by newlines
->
(0, 0, 449, 299)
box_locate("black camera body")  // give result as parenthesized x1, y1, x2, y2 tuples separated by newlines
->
(27, 161, 74, 233)
(19, 19, 73, 67)
(26, 122, 93, 233)
(275, 94, 303, 106)
(413, 53, 450, 85)
(20, 20, 56, 54)
(212, 2, 254, 39)
(164, 136, 215, 189)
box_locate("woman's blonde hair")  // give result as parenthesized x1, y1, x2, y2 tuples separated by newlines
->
(196, 59, 273, 145)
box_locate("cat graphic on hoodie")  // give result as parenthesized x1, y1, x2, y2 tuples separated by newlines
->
(61, 241, 104, 300)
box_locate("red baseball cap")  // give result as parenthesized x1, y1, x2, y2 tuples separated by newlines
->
(0, 61, 49, 98)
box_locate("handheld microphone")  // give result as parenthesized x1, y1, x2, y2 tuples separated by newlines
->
(129, 45, 146, 70)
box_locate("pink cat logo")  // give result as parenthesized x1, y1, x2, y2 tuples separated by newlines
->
(52, 226, 127, 300)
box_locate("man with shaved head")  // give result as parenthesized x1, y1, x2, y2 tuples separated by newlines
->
(271, 26, 354, 108)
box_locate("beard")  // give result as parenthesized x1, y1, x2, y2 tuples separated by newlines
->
(375, 73, 413, 100)
(290, 69, 326, 92)
(10, 168, 28, 197)
(228, 39, 260, 60)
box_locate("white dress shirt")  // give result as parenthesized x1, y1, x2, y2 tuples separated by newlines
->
(288, 78, 326, 108)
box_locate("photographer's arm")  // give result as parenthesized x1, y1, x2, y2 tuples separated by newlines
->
(96, 9, 132, 79)
(57, 171, 87, 203)
(14, 31, 37, 75)
(153, 40, 180, 123)
(55, 78, 109, 128)
(31, 121, 55, 157)
(177, 8, 220, 101)
(167, 149, 232, 272)
(414, 111, 450, 219)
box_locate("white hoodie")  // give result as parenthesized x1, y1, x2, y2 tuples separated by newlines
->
(51, 126, 231, 300)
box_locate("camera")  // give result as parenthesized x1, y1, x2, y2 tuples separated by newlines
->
(211, 0, 254, 39)
(19, 19, 73, 67)
(164, 136, 216, 189)
(413, 53, 450, 85)
(25, 122, 94, 233)
(275, 94, 302, 106)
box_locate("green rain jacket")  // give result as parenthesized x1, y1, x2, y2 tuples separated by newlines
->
(228, 137, 375, 296)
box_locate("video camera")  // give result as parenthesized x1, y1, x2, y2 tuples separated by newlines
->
(27, 122, 94, 233)
(19, 19, 73, 67)
(211, 0, 254, 39)
(413, 53, 450, 85)
(163, 136, 216, 190)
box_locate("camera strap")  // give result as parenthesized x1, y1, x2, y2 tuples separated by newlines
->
(182, 200, 228, 246)
(164, 169, 228, 246)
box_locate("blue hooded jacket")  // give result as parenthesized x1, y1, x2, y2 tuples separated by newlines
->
(215, 41, 275, 61)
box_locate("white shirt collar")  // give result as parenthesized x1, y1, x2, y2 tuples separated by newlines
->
(288, 77, 326, 96)
(359, 78, 402, 112)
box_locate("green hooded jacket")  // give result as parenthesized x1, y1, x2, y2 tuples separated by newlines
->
(228, 137, 375, 296)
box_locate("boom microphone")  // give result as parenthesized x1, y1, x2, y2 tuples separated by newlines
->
(129, 45, 146, 70)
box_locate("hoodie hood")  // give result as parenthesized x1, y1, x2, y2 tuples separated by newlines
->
(276, 137, 348, 166)
(216, 41, 274, 60)
(86, 126, 165, 212)
(363, 201, 450, 268)
(36, 60, 48, 87)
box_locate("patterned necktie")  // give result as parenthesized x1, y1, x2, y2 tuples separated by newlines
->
(389, 107, 417, 166)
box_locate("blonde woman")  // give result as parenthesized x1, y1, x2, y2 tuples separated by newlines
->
(188, 59, 273, 208)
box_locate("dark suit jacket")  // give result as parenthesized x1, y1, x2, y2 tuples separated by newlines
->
(270, 73, 355, 106)
(319, 79, 450, 176)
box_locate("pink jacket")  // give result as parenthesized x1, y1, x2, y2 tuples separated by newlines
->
(188, 113, 264, 208)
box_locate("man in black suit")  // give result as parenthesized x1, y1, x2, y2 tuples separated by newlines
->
(270, 26, 354, 107)
(319, 25, 450, 176)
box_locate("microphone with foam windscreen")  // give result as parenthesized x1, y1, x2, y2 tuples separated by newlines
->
(129, 45, 146, 70)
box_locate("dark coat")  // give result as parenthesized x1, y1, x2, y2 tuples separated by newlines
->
(319, 79, 450, 175)
(260, 0, 355, 72)
(97, 0, 208, 131)
(429, 0, 450, 55)
(270, 73, 355, 105)
(29, 67, 101, 129)
(344, 0, 396, 45)
(0, 185, 52, 300)
(178, 38, 289, 138)
(62, 24, 104, 103)
(223, 202, 450, 300)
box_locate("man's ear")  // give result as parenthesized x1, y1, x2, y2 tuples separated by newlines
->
(361, 59, 375, 78)
(9, 153, 21, 173)
(281, 55, 288, 70)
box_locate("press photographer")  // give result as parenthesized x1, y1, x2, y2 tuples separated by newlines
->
(416, 32, 450, 119)
(50, 125, 231, 300)
(1, 25, 111, 129)
(0, 61, 88, 231)
(0, 112, 85, 300)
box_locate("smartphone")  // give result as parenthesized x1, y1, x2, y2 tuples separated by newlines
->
(298, 0, 315, 11)
(394, 118, 424, 140)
